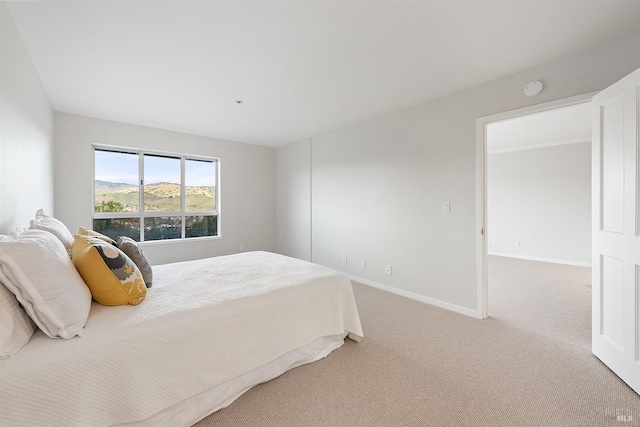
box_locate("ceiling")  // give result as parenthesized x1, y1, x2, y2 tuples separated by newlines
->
(6, 1, 640, 147)
(487, 102, 592, 153)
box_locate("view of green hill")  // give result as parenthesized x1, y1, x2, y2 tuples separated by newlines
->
(95, 180, 137, 193)
(95, 181, 215, 212)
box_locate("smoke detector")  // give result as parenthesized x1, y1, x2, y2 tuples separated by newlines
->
(524, 80, 543, 97)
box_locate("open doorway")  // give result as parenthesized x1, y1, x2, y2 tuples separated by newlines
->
(485, 100, 592, 342)
(476, 94, 596, 337)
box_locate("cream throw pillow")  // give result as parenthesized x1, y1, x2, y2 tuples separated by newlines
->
(29, 209, 74, 255)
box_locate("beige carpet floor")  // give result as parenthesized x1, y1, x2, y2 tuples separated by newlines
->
(195, 256, 639, 426)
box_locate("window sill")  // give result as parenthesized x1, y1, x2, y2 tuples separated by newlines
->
(138, 234, 222, 247)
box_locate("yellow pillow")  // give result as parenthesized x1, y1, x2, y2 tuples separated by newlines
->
(77, 226, 116, 245)
(72, 235, 146, 306)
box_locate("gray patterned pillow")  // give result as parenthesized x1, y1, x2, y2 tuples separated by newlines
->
(116, 236, 152, 288)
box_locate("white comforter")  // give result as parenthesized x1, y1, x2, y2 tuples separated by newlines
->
(0, 251, 363, 426)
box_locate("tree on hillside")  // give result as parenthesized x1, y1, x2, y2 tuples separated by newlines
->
(95, 200, 125, 212)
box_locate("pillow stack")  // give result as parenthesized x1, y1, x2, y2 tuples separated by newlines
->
(0, 209, 153, 359)
(1, 209, 97, 358)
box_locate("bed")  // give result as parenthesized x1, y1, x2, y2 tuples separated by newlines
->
(0, 216, 363, 427)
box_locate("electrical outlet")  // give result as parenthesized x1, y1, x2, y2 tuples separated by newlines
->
(239, 244, 244, 252)
(342, 255, 348, 264)
(385, 265, 392, 275)
(361, 259, 367, 268)
(442, 201, 450, 213)
(514, 241, 520, 248)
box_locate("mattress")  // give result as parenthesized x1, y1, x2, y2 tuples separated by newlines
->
(0, 251, 363, 427)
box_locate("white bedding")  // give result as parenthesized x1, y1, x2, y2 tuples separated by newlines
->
(0, 251, 363, 427)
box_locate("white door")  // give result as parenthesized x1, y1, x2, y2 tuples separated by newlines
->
(592, 67, 640, 393)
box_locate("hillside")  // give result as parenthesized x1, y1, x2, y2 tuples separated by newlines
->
(95, 181, 215, 212)
(94, 180, 137, 193)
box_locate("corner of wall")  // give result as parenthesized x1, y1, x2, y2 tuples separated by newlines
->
(0, 1, 55, 233)
(275, 138, 312, 261)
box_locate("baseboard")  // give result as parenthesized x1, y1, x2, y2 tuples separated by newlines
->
(344, 273, 482, 319)
(488, 252, 591, 268)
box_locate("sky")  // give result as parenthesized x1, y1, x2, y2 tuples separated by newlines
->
(94, 150, 216, 186)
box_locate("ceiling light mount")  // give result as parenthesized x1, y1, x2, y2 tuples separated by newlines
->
(523, 80, 543, 97)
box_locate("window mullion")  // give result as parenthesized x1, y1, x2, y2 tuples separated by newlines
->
(181, 156, 186, 238)
(139, 151, 145, 242)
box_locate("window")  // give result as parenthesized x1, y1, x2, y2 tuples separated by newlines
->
(93, 147, 218, 242)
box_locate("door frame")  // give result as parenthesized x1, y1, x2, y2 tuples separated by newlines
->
(475, 91, 599, 319)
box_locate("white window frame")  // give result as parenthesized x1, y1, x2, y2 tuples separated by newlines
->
(92, 145, 220, 242)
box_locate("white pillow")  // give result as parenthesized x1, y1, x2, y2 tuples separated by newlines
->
(0, 282, 35, 358)
(0, 229, 91, 339)
(29, 209, 74, 255)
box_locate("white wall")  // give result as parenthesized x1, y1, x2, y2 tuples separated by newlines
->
(275, 138, 311, 261)
(487, 142, 591, 266)
(275, 35, 640, 316)
(0, 1, 54, 234)
(54, 113, 276, 265)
